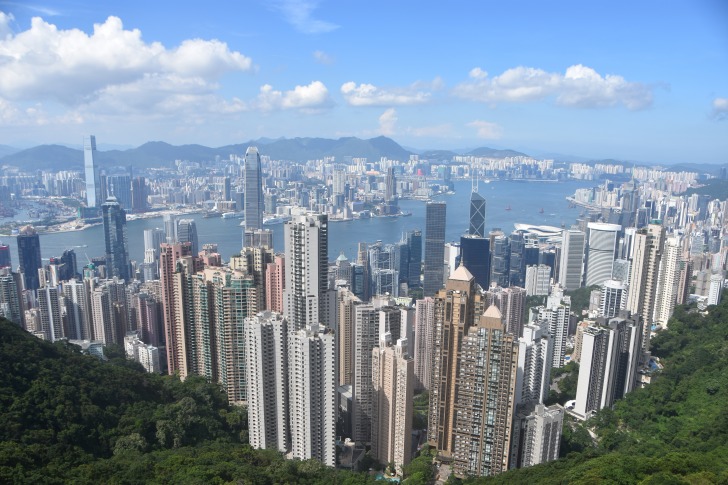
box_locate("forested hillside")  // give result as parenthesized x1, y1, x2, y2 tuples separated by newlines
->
(476, 301, 728, 484)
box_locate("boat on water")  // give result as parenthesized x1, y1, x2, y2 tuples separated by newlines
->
(222, 211, 244, 219)
(539, 208, 544, 214)
(203, 211, 222, 218)
(505, 205, 512, 211)
(263, 215, 291, 226)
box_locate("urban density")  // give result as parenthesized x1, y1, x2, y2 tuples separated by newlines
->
(0, 135, 724, 478)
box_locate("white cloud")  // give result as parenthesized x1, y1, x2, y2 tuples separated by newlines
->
(454, 64, 653, 110)
(378, 108, 398, 136)
(313, 49, 334, 65)
(467, 120, 503, 139)
(273, 0, 339, 34)
(0, 15, 252, 110)
(0, 11, 14, 39)
(711, 97, 728, 120)
(255, 81, 333, 112)
(341, 80, 436, 106)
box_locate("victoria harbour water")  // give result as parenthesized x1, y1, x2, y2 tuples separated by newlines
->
(3, 179, 594, 269)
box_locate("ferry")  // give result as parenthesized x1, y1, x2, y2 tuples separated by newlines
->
(222, 211, 244, 219)
(263, 215, 291, 226)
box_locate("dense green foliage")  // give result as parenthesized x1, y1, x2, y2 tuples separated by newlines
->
(545, 361, 579, 407)
(473, 300, 728, 484)
(565, 285, 600, 316)
(0, 319, 374, 484)
(685, 178, 728, 200)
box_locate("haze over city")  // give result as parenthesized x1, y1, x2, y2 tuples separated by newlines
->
(0, 0, 726, 163)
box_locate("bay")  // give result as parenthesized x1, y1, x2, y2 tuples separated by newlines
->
(2, 179, 594, 269)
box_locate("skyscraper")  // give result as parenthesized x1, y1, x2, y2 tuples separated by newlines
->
(38, 285, 63, 341)
(584, 223, 621, 287)
(428, 265, 486, 458)
(406, 230, 422, 288)
(244, 310, 290, 453)
(244, 146, 264, 231)
(413, 296, 434, 391)
(469, 190, 486, 238)
(424, 202, 446, 296)
(490, 231, 510, 287)
(83, 135, 100, 208)
(0, 243, 10, 269)
(352, 303, 380, 443)
(131, 176, 148, 213)
(107, 174, 132, 211)
(599, 279, 628, 318)
(0, 270, 22, 325)
(558, 230, 585, 290)
(450, 305, 519, 477)
(626, 223, 665, 352)
(101, 196, 130, 281)
(163, 214, 177, 244)
(287, 325, 337, 467)
(371, 334, 414, 473)
(460, 235, 490, 290)
(16, 225, 42, 291)
(283, 212, 332, 332)
(177, 219, 199, 256)
(654, 235, 680, 327)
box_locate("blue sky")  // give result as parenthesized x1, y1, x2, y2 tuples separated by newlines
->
(0, 0, 726, 163)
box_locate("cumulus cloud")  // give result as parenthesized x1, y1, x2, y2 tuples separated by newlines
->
(711, 97, 728, 120)
(0, 15, 252, 118)
(0, 11, 14, 39)
(313, 49, 334, 65)
(255, 81, 333, 112)
(378, 108, 398, 136)
(468, 120, 503, 139)
(341, 80, 437, 106)
(272, 0, 339, 34)
(454, 64, 653, 110)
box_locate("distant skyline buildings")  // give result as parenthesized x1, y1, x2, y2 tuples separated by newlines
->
(83, 135, 100, 208)
(101, 196, 130, 281)
(423, 202, 446, 296)
(244, 146, 264, 231)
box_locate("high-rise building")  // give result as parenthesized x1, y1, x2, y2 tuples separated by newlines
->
(514, 404, 564, 469)
(244, 146, 264, 231)
(654, 235, 680, 327)
(515, 323, 552, 407)
(143, 228, 166, 260)
(532, 285, 571, 369)
(265, 255, 285, 313)
(406, 230, 422, 288)
(59, 249, 77, 281)
(244, 310, 290, 453)
(427, 265, 486, 458)
(90, 284, 115, 345)
(450, 305, 519, 477)
(485, 284, 527, 337)
(626, 223, 665, 353)
(558, 230, 585, 290)
(163, 214, 177, 244)
(0, 243, 10, 269)
(525, 264, 551, 296)
(599, 279, 628, 318)
(177, 219, 199, 256)
(159, 242, 195, 375)
(107, 174, 132, 211)
(414, 296, 434, 391)
(131, 176, 148, 213)
(708, 273, 723, 306)
(0, 270, 22, 325)
(337, 288, 361, 386)
(83, 135, 100, 208)
(676, 259, 693, 305)
(371, 334, 414, 473)
(509, 230, 527, 287)
(102, 196, 130, 281)
(16, 225, 42, 291)
(460, 235, 490, 290)
(424, 202, 446, 296)
(469, 190, 486, 238)
(490, 232, 510, 287)
(352, 303, 380, 443)
(283, 212, 332, 332)
(62, 278, 91, 340)
(573, 313, 641, 420)
(584, 223, 621, 287)
(244, 228, 273, 249)
(287, 325, 337, 467)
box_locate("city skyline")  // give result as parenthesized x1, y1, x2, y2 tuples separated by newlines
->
(0, 1, 726, 164)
